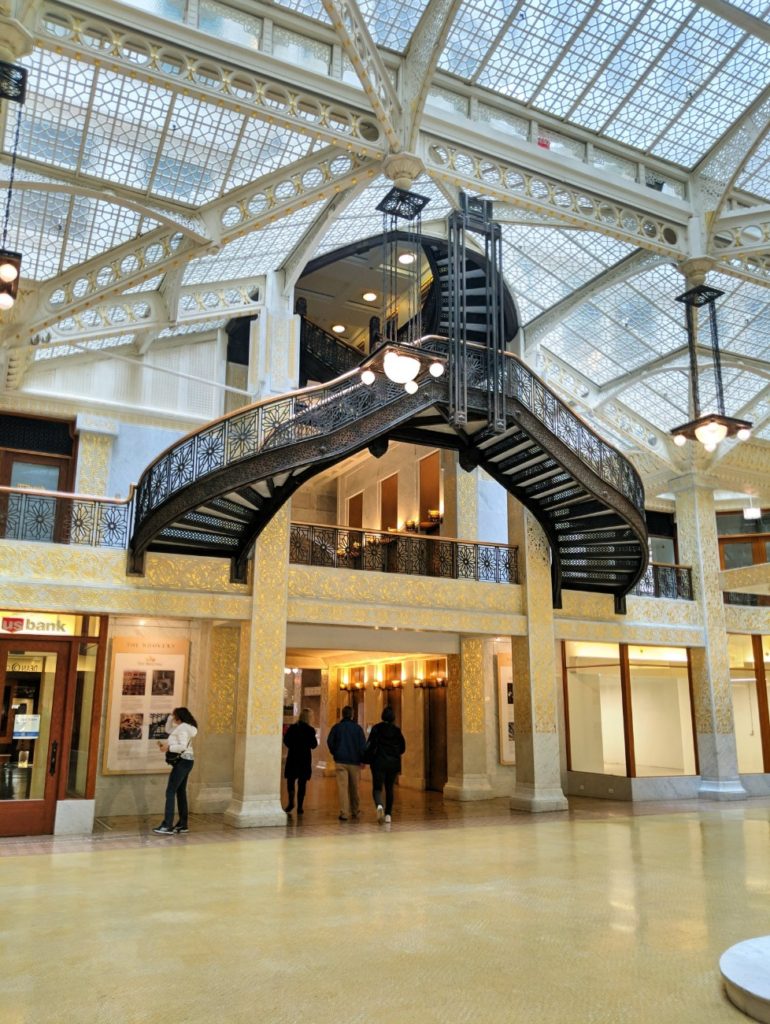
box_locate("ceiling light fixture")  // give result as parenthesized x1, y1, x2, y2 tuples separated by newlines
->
(362, 291, 377, 302)
(669, 284, 752, 452)
(331, 324, 346, 333)
(398, 252, 416, 265)
(0, 61, 27, 313)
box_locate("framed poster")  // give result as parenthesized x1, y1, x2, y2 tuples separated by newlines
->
(496, 652, 515, 765)
(103, 637, 189, 774)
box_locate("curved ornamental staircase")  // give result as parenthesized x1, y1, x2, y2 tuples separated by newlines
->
(129, 338, 647, 611)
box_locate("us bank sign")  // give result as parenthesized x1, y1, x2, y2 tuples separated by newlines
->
(0, 612, 77, 636)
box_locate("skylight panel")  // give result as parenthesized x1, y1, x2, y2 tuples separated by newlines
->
(439, 0, 517, 80)
(6, 190, 68, 279)
(225, 120, 315, 191)
(618, 369, 690, 422)
(33, 334, 136, 361)
(182, 199, 326, 285)
(61, 199, 147, 271)
(270, 0, 330, 22)
(357, 0, 429, 52)
(120, 0, 185, 20)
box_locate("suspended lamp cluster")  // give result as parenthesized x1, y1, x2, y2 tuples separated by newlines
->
(670, 285, 751, 452)
(0, 60, 27, 312)
(359, 186, 446, 393)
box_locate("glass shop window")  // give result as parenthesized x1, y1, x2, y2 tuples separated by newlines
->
(729, 634, 764, 774)
(627, 646, 695, 777)
(565, 642, 625, 776)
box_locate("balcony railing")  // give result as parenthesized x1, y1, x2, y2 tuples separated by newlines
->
(724, 591, 770, 607)
(289, 523, 518, 584)
(629, 563, 693, 600)
(0, 486, 131, 548)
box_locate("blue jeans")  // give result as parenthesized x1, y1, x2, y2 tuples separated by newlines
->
(162, 758, 194, 828)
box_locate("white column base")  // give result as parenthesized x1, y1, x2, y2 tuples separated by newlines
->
(444, 774, 494, 801)
(54, 800, 96, 834)
(223, 796, 286, 828)
(510, 784, 568, 813)
(698, 778, 747, 801)
(190, 784, 232, 813)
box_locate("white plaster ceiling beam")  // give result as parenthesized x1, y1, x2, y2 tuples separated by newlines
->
(281, 184, 368, 295)
(522, 250, 670, 356)
(35, 2, 388, 159)
(401, 0, 463, 152)
(320, 0, 401, 152)
(692, 0, 770, 43)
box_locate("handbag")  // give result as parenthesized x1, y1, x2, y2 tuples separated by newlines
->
(165, 737, 191, 766)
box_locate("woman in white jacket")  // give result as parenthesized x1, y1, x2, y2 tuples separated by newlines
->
(153, 707, 198, 835)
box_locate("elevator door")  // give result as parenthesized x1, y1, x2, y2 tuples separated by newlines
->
(0, 641, 70, 836)
(425, 688, 447, 792)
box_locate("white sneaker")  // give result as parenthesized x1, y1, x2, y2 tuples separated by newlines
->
(376, 805, 384, 823)
(385, 814, 392, 823)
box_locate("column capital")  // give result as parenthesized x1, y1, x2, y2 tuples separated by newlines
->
(0, 12, 33, 63)
(676, 256, 716, 289)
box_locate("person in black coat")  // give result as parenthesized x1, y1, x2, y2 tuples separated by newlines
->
(283, 709, 318, 815)
(365, 705, 406, 824)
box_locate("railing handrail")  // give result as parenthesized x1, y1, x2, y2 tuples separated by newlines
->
(290, 520, 517, 551)
(0, 483, 133, 505)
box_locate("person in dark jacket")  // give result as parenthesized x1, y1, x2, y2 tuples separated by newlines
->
(326, 705, 366, 821)
(283, 709, 318, 815)
(366, 705, 406, 823)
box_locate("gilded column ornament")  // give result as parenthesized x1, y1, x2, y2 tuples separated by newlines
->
(74, 415, 119, 496)
(674, 480, 745, 799)
(461, 638, 484, 734)
(456, 467, 478, 539)
(443, 646, 493, 800)
(207, 626, 239, 734)
(507, 499, 568, 812)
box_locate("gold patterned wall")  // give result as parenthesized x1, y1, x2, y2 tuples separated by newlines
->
(248, 507, 290, 736)
(676, 484, 734, 736)
(460, 638, 484, 734)
(75, 433, 113, 496)
(207, 626, 239, 734)
(456, 469, 478, 539)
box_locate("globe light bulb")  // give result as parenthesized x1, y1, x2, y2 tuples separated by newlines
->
(703, 441, 717, 453)
(673, 434, 687, 447)
(0, 292, 15, 310)
(360, 369, 375, 386)
(693, 419, 728, 446)
(737, 428, 751, 441)
(429, 361, 445, 377)
(383, 350, 420, 384)
(0, 261, 18, 283)
(404, 379, 418, 394)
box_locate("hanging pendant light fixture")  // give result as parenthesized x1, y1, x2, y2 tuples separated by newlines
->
(669, 284, 751, 452)
(0, 60, 27, 312)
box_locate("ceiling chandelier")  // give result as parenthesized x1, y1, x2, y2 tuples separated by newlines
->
(0, 61, 27, 312)
(669, 284, 751, 452)
(359, 186, 445, 393)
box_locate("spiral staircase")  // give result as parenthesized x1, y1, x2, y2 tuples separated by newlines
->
(129, 326, 648, 611)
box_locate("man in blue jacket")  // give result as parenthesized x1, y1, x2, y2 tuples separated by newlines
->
(326, 705, 366, 821)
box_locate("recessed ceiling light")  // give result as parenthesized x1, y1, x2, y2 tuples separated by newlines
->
(398, 252, 416, 265)
(362, 291, 377, 302)
(332, 324, 346, 333)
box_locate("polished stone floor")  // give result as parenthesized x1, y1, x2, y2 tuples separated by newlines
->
(2, 780, 768, 1024)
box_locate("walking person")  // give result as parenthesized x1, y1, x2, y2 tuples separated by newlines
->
(153, 707, 198, 835)
(366, 705, 406, 824)
(283, 708, 318, 815)
(326, 705, 366, 821)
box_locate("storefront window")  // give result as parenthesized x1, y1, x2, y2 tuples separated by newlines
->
(627, 646, 695, 777)
(729, 634, 764, 774)
(565, 642, 625, 775)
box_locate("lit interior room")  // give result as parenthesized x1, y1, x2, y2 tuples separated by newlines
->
(1, 1, 770, 1022)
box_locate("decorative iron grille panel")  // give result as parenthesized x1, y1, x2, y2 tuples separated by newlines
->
(630, 564, 693, 600)
(0, 490, 130, 547)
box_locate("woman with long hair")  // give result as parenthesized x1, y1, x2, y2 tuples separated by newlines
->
(153, 706, 198, 835)
(283, 708, 318, 816)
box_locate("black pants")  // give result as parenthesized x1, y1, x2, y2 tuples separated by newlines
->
(162, 758, 194, 828)
(286, 776, 307, 811)
(372, 768, 398, 815)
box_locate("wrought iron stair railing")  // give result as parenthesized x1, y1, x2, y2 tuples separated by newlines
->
(629, 562, 693, 600)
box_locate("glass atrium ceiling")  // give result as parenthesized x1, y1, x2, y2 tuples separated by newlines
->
(2, 0, 770, 463)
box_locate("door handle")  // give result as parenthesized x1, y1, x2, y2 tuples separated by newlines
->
(49, 740, 58, 776)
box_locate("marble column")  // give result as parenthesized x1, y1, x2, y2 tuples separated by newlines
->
(441, 452, 478, 540)
(444, 639, 493, 800)
(250, 270, 301, 396)
(224, 507, 291, 826)
(507, 499, 568, 812)
(317, 667, 336, 776)
(674, 478, 746, 799)
(191, 622, 239, 813)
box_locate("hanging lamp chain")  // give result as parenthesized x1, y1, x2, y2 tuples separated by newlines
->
(2, 101, 22, 252)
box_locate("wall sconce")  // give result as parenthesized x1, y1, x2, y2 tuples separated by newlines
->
(404, 519, 418, 532)
(427, 509, 443, 524)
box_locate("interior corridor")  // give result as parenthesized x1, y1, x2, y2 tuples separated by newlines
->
(1, 782, 766, 1024)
